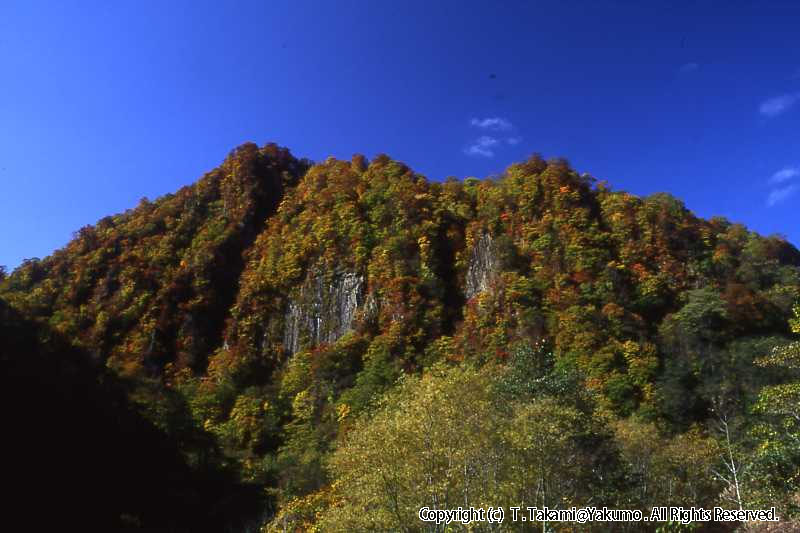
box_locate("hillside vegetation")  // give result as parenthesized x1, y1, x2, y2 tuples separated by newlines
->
(2, 143, 799, 531)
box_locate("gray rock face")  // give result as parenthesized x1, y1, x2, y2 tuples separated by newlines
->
(283, 270, 365, 355)
(465, 233, 498, 299)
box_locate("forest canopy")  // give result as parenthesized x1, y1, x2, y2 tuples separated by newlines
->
(2, 143, 799, 531)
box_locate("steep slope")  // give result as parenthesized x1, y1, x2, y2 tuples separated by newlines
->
(2, 142, 308, 378)
(455, 159, 800, 416)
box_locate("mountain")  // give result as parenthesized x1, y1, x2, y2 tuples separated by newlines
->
(3, 143, 799, 531)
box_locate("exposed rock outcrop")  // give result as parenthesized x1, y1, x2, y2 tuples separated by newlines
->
(465, 233, 498, 299)
(283, 270, 365, 355)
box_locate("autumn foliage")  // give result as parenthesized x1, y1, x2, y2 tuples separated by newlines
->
(2, 143, 799, 530)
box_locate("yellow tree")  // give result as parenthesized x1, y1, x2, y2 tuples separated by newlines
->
(318, 363, 504, 532)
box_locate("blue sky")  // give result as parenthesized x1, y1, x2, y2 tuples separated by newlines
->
(2, 0, 799, 270)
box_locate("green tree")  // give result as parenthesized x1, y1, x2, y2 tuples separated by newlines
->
(749, 304, 800, 513)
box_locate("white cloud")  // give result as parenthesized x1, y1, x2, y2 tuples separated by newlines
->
(766, 184, 799, 207)
(464, 136, 500, 157)
(770, 166, 800, 184)
(470, 117, 512, 131)
(464, 117, 520, 156)
(759, 93, 799, 117)
(679, 62, 699, 73)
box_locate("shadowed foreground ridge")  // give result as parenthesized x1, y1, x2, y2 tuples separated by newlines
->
(2, 144, 799, 531)
(0, 298, 265, 531)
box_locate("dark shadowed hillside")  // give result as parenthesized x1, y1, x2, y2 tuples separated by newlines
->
(0, 297, 269, 531)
